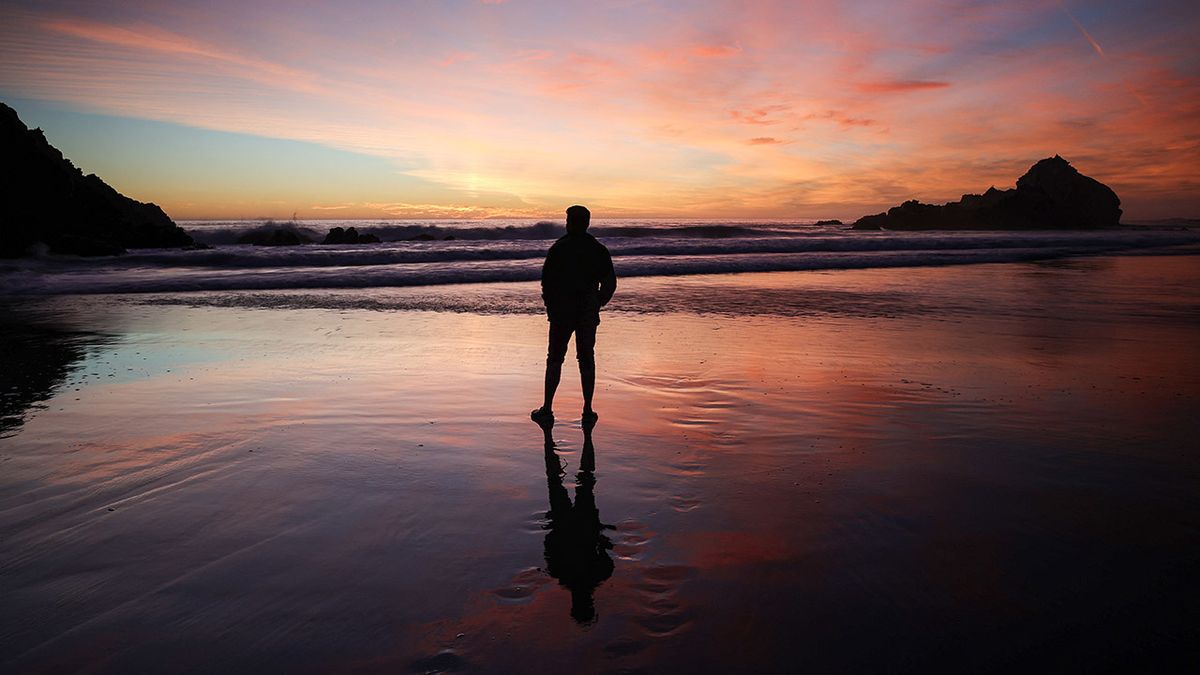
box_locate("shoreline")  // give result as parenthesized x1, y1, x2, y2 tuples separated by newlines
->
(2, 253, 1197, 671)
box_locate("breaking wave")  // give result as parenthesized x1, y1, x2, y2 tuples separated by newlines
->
(184, 219, 801, 246)
(1, 219, 1196, 295)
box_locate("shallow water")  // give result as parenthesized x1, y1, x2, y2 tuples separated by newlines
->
(1, 256, 1197, 672)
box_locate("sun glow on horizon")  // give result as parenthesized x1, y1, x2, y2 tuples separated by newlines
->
(1, 0, 1198, 220)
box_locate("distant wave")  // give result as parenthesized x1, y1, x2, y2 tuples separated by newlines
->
(32, 230, 1200, 270)
(184, 220, 801, 245)
(3, 234, 1197, 295)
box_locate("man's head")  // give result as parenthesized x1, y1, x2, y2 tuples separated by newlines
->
(566, 205, 591, 235)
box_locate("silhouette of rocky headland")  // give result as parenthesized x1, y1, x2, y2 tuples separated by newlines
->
(0, 102, 193, 257)
(852, 156, 1122, 230)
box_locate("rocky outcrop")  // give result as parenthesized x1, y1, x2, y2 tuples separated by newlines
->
(852, 156, 1122, 230)
(321, 226, 380, 244)
(0, 102, 193, 257)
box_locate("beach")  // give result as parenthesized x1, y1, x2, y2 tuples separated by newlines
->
(1, 254, 1198, 672)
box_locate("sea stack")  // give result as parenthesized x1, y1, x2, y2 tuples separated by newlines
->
(852, 156, 1122, 230)
(322, 226, 381, 244)
(0, 101, 193, 257)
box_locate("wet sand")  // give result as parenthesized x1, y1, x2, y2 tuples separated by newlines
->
(1, 255, 1198, 672)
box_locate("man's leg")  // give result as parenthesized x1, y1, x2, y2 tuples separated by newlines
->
(575, 323, 598, 418)
(541, 322, 572, 413)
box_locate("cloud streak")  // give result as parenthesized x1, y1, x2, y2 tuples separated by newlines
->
(1061, 4, 1105, 57)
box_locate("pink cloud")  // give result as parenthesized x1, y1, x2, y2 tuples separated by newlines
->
(803, 110, 877, 128)
(438, 51, 475, 67)
(691, 43, 741, 58)
(730, 106, 789, 125)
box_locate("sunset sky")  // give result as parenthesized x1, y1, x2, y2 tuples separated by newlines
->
(1, 0, 1197, 220)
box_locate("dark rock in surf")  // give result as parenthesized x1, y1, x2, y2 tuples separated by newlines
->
(814, 219, 843, 226)
(852, 156, 1122, 230)
(322, 226, 348, 244)
(410, 233, 438, 241)
(322, 226, 380, 244)
(0, 101, 193, 257)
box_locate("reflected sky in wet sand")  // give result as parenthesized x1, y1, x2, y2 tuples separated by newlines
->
(1, 256, 1198, 672)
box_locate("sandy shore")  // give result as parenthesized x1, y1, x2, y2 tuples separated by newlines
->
(1, 255, 1198, 672)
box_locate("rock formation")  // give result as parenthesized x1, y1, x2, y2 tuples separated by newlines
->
(321, 226, 380, 244)
(852, 156, 1122, 230)
(0, 102, 193, 257)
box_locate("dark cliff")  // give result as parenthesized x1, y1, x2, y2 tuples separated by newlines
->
(0, 102, 193, 257)
(853, 156, 1122, 230)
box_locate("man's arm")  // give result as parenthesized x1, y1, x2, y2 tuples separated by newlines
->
(541, 255, 550, 305)
(598, 271, 616, 307)
(541, 244, 556, 305)
(598, 248, 616, 307)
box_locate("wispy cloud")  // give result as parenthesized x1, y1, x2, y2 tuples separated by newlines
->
(691, 43, 741, 58)
(1061, 4, 1104, 57)
(43, 18, 326, 95)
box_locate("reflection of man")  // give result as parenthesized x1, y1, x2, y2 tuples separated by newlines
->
(531, 205, 617, 427)
(540, 422, 614, 624)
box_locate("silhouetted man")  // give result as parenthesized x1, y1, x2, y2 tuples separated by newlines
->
(530, 205, 616, 427)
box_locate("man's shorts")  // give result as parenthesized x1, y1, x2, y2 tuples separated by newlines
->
(547, 321, 597, 365)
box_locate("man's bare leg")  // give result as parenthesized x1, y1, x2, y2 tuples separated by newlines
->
(577, 323, 598, 426)
(580, 360, 595, 417)
(577, 323, 599, 426)
(543, 358, 562, 412)
(533, 323, 569, 424)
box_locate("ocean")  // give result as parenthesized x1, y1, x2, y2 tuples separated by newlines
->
(1, 219, 1197, 295)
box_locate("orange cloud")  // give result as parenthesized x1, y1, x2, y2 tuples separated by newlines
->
(856, 80, 951, 93)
